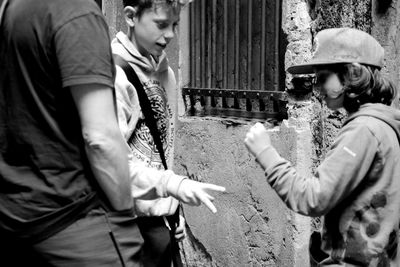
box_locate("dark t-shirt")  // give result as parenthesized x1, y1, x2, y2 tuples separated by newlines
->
(0, 0, 115, 242)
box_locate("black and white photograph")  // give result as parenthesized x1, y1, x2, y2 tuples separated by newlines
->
(0, 0, 399, 266)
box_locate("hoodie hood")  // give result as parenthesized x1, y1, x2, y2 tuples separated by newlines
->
(344, 103, 400, 142)
(111, 31, 169, 74)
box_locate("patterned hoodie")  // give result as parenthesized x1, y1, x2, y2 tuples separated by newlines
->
(256, 103, 400, 266)
(112, 31, 179, 216)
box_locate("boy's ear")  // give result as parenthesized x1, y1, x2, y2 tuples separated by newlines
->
(124, 6, 138, 27)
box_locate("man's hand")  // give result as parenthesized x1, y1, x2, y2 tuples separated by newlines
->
(244, 122, 272, 158)
(175, 179, 225, 214)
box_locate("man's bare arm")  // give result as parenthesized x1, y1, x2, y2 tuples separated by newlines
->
(70, 84, 132, 211)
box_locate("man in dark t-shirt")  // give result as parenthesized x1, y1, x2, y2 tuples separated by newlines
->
(0, 0, 226, 265)
(0, 0, 140, 265)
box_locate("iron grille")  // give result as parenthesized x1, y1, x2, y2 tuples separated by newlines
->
(184, 0, 287, 121)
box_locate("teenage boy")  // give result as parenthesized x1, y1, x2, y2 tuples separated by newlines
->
(245, 28, 400, 266)
(112, 0, 222, 266)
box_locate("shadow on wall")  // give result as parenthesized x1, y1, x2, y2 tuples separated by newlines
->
(307, 0, 318, 20)
(376, 0, 392, 14)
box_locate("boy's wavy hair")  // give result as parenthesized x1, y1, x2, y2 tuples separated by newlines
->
(317, 63, 397, 113)
(342, 63, 397, 113)
(123, 0, 191, 17)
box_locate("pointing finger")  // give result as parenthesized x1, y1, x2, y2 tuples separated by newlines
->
(201, 183, 226, 193)
(198, 192, 217, 213)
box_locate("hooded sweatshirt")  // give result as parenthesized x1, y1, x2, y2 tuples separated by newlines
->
(112, 32, 180, 216)
(256, 103, 400, 266)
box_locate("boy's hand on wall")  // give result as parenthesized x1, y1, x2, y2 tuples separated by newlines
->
(244, 122, 272, 158)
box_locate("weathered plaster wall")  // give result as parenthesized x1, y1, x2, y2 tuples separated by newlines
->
(174, 119, 312, 267)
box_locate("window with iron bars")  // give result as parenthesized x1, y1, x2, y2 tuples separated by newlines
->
(183, 0, 287, 121)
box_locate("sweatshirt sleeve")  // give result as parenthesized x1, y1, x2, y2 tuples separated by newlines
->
(128, 157, 185, 200)
(134, 197, 179, 217)
(256, 121, 378, 216)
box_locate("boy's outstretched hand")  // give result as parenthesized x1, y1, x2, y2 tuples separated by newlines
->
(173, 179, 225, 214)
(244, 122, 272, 157)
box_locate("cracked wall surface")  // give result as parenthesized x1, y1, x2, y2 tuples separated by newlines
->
(173, 119, 303, 267)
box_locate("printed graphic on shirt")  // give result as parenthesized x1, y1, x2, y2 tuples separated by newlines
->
(128, 80, 174, 170)
(316, 191, 396, 265)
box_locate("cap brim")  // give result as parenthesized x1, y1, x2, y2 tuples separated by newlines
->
(286, 63, 315, 75)
(286, 60, 371, 74)
(287, 61, 353, 74)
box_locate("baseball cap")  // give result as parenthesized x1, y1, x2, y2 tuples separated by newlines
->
(287, 28, 384, 75)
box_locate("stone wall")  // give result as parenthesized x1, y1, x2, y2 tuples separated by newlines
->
(174, 118, 311, 267)
(372, 0, 400, 109)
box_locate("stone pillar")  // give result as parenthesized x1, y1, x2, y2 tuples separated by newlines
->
(282, 0, 314, 265)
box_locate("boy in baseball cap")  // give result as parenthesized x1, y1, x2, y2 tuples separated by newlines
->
(245, 28, 400, 266)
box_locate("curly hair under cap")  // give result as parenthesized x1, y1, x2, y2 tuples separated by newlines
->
(341, 63, 397, 113)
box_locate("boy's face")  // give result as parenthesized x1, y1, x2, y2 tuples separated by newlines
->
(132, 4, 180, 57)
(315, 68, 345, 110)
